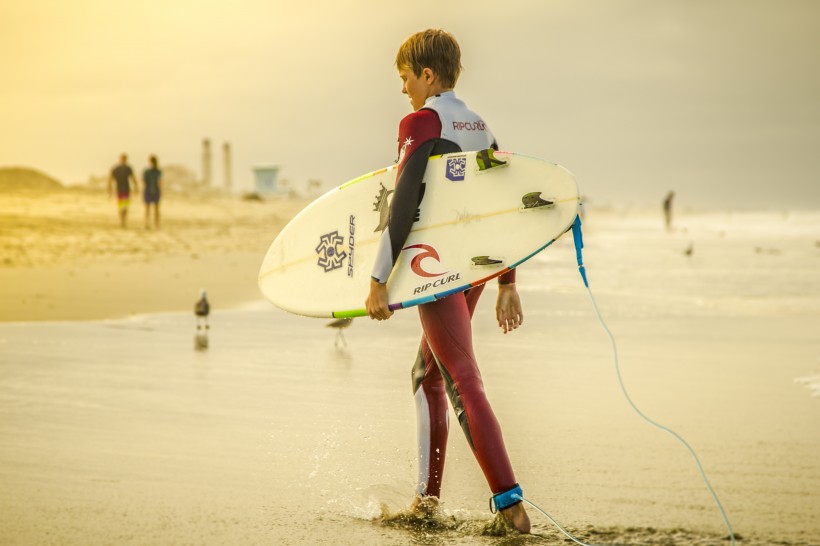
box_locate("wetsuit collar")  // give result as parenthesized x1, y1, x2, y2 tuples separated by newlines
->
(425, 90, 456, 104)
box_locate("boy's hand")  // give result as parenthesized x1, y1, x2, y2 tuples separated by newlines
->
(496, 283, 523, 334)
(366, 278, 393, 321)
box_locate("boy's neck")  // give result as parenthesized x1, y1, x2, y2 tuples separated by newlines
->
(425, 87, 453, 101)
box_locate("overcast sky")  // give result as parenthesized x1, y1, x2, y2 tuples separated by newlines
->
(1, 0, 818, 210)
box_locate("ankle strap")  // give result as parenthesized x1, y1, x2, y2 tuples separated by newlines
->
(489, 484, 523, 513)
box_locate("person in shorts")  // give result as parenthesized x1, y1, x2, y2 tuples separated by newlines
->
(108, 153, 139, 228)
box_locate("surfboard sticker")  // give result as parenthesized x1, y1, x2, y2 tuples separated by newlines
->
(314, 230, 347, 273)
(445, 155, 467, 181)
(259, 150, 580, 318)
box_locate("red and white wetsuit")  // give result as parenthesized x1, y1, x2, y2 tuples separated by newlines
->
(372, 91, 519, 499)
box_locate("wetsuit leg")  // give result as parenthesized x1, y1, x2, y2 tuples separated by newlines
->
(411, 285, 486, 497)
(417, 288, 517, 495)
(411, 337, 449, 497)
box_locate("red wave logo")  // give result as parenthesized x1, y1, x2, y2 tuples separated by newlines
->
(403, 244, 447, 278)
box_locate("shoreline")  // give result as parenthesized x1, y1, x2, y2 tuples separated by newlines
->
(2, 187, 818, 324)
(0, 189, 309, 323)
(0, 251, 267, 323)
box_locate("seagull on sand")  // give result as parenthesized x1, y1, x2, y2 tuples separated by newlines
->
(326, 318, 353, 347)
(195, 289, 210, 330)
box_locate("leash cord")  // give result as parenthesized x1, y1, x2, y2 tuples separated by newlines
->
(521, 215, 735, 545)
(580, 280, 735, 546)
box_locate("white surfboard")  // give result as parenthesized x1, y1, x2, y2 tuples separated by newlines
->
(258, 150, 580, 318)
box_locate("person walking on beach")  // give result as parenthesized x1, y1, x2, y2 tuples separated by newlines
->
(142, 155, 162, 229)
(108, 153, 139, 228)
(663, 190, 675, 231)
(365, 29, 530, 533)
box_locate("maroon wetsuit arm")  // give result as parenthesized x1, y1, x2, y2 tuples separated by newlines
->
(371, 110, 444, 283)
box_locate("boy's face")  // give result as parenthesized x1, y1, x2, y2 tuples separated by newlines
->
(399, 66, 435, 112)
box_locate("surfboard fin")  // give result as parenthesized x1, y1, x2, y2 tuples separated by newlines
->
(521, 192, 555, 210)
(476, 148, 508, 171)
(372, 183, 394, 232)
(471, 255, 504, 267)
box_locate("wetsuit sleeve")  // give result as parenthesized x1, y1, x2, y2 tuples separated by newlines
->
(371, 110, 443, 283)
(498, 268, 516, 284)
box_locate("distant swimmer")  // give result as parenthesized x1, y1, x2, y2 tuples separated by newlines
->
(195, 289, 210, 330)
(663, 191, 675, 231)
(108, 153, 139, 228)
(326, 317, 353, 348)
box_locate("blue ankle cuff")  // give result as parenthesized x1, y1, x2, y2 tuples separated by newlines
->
(489, 484, 523, 513)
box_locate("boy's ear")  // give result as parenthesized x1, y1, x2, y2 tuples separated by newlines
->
(421, 67, 436, 84)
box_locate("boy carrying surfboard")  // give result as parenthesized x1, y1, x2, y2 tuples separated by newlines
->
(365, 28, 530, 533)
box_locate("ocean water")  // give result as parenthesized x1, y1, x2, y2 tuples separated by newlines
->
(1, 211, 818, 545)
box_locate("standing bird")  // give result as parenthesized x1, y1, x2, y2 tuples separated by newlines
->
(195, 289, 210, 330)
(326, 317, 353, 347)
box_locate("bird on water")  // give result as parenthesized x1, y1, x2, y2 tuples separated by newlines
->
(327, 317, 353, 347)
(195, 289, 210, 330)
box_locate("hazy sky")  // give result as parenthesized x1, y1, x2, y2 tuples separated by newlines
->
(2, 0, 819, 209)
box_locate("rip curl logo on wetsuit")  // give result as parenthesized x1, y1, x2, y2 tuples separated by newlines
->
(315, 230, 347, 272)
(446, 156, 467, 181)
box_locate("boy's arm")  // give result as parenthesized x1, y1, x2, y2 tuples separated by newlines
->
(371, 140, 438, 283)
(367, 110, 444, 319)
(370, 110, 443, 285)
(496, 282, 523, 333)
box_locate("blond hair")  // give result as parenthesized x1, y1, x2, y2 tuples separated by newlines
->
(395, 29, 462, 89)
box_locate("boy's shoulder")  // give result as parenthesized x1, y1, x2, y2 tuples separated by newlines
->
(401, 107, 440, 125)
(399, 108, 442, 139)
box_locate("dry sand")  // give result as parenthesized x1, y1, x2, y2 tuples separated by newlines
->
(0, 186, 309, 322)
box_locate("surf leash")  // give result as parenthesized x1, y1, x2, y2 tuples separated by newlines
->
(519, 214, 736, 545)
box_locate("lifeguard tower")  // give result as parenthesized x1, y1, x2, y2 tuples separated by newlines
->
(252, 164, 284, 195)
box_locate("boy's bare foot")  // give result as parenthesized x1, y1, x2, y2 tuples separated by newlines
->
(500, 502, 530, 533)
(409, 495, 440, 518)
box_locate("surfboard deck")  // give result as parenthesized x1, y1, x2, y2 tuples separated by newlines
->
(258, 150, 580, 318)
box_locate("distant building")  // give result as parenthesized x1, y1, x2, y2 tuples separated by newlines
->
(253, 165, 284, 195)
(202, 139, 212, 187)
(223, 142, 232, 192)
